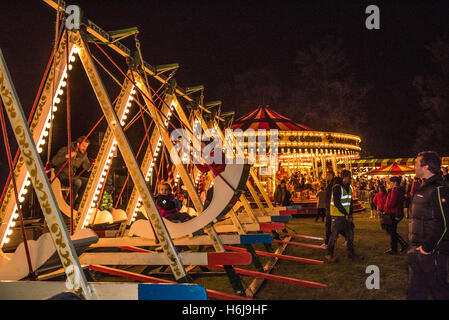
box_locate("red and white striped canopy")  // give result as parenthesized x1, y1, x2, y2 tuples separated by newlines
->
(231, 106, 313, 131)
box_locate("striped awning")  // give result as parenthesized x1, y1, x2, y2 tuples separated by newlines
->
(366, 163, 415, 176)
(337, 158, 416, 167)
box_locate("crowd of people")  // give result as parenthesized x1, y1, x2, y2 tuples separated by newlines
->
(273, 151, 449, 300)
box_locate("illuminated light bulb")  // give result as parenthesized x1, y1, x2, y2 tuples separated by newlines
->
(73, 46, 79, 54)
(13, 213, 19, 219)
(122, 115, 127, 121)
(25, 180, 31, 187)
(145, 177, 150, 182)
(58, 89, 64, 95)
(127, 102, 132, 107)
(129, 97, 134, 101)
(86, 215, 91, 220)
(3, 238, 10, 244)
(131, 218, 136, 222)
(54, 97, 61, 104)
(62, 72, 67, 79)
(10, 222, 15, 227)
(124, 108, 129, 114)
(93, 196, 98, 201)
(95, 190, 100, 195)
(37, 147, 43, 154)
(106, 158, 112, 164)
(60, 81, 67, 87)
(21, 188, 28, 195)
(131, 89, 136, 95)
(69, 55, 76, 62)
(100, 177, 105, 183)
(7, 230, 12, 236)
(120, 121, 125, 126)
(68, 64, 73, 70)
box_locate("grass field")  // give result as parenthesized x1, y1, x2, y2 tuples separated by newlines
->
(97, 204, 410, 300)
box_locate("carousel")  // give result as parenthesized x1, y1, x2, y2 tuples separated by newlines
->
(231, 106, 362, 195)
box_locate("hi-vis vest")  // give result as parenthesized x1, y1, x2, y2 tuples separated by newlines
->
(330, 185, 353, 216)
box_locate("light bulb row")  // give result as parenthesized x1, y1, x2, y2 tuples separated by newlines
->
(1, 174, 31, 246)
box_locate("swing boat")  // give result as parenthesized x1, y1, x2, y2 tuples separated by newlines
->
(0, 0, 332, 299)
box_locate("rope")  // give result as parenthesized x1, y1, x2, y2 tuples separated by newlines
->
(0, 100, 35, 278)
(113, 118, 155, 208)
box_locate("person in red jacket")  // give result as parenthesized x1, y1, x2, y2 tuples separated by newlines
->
(373, 183, 388, 217)
(383, 176, 409, 254)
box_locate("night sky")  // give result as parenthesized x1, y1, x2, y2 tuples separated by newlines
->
(1, 0, 449, 185)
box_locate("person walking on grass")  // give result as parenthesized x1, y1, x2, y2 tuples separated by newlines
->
(407, 151, 449, 300)
(315, 186, 326, 222)
(383, 176, 408, 254)
(325, 170, 360, 263)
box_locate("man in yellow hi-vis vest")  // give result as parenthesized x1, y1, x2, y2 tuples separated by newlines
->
(325, 169, 359, 263)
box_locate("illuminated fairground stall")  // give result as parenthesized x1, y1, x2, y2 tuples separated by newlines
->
(231, 106, 362, 195)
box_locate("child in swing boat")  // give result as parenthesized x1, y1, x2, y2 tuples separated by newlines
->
(155, 182, 192, 222)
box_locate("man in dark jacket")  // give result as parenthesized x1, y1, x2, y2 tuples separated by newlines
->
(407, 151, 449, 300)
(322, 171, 345, 247)
(51, 136, 91, 210)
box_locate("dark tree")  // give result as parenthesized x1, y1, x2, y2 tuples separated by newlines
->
(219, 67, 283, 116)
(289, 36, 370, 135)
(413, 37, 449, 155)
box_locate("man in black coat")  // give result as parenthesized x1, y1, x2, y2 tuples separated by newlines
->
(51, 136, 91, 210)
(407, 151, 449, 300)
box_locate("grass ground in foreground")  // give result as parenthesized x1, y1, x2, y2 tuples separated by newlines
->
(98, 204, 410, 300)
(198, 205, 409, 300)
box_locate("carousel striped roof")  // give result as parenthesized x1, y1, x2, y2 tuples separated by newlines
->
(231, 106, 313, 131)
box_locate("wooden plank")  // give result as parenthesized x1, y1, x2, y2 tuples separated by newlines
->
(0, 280, 206, 300)
(259, 223, 285, 232)
(91, 233, 272, 248)
(79, 252, 252, 266)
(89, 265, 253, 300)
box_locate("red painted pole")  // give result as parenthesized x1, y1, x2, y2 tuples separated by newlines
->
(278, 232, 324, 241)
(223, 245, 324, 265)
(273, 239, 326, 249)
(209, 266, 327, 289)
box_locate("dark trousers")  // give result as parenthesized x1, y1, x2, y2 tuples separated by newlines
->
(316, 208, 326, 222)
(407, 249, 449, 300)
(327, 216, 354, 257)
(385, 216, 407, 252)
(325, 214, 347, 245)
(59, 175, 88, 208)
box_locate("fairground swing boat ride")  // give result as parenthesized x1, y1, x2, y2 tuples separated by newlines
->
(0, 0, 329, 299)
